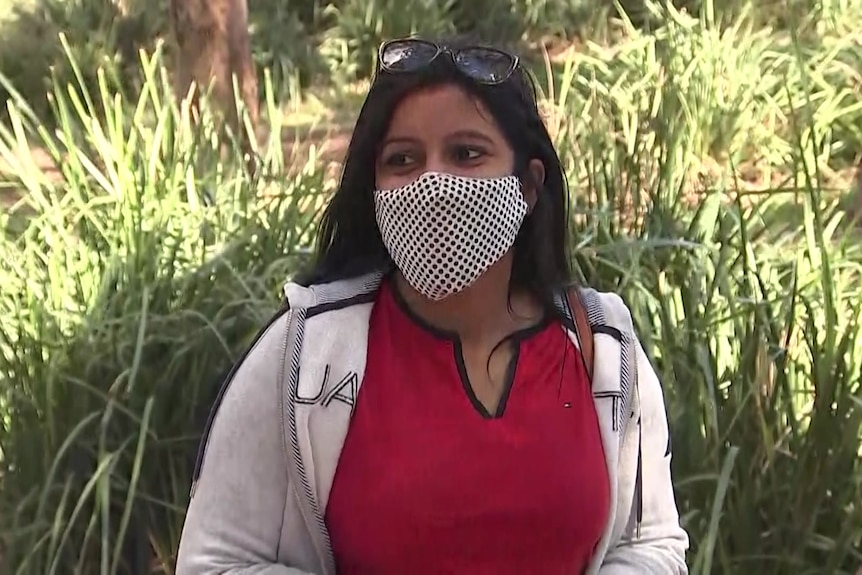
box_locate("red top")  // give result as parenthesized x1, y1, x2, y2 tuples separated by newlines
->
(325, 280, 610, 575)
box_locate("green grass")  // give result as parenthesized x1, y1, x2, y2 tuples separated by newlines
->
(0, 1, 861, 574)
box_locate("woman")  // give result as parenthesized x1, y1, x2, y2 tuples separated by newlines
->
(176, 37, 689, 575)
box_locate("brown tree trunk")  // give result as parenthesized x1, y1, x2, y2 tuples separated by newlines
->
(168, 0, 260, 175)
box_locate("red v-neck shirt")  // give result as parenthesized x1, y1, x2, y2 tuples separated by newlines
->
(325, 280, 610, 575)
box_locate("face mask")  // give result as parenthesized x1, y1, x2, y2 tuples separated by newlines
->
(373, 171, 528, 301)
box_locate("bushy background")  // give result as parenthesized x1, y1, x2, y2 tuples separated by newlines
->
(0, 0, 860, 574)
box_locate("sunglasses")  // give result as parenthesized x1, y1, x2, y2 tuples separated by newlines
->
(377, 38, 520, 86)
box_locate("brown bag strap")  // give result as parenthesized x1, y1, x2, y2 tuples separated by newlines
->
(566, 287, 594, 381)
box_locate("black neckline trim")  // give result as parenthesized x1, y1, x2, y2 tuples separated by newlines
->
(388, 277, 551, 342)
(454, 338, 523, 419)
(386, 276, 552, 419)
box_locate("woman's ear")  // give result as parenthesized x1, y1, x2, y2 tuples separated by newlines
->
(522, 159, 545, 212)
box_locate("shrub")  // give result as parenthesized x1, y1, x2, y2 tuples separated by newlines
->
(0, 0, 166, 123)
(555, 4, 862, 571)
(0, 50, 328, 573)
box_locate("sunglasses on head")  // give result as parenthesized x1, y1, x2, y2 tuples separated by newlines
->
(377, 38, 520, 86)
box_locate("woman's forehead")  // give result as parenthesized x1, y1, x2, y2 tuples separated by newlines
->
(384, 84, 500, 140)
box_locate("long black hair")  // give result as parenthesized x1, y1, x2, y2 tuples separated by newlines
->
(297, 37, 572, 311)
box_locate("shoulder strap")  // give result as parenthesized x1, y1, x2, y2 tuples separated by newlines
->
(566, 287, 594, 381)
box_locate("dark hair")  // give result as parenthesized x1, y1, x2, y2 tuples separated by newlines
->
(297, 37, 572, 311)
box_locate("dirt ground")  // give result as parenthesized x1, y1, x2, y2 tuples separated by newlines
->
(281, 124, 352, 178)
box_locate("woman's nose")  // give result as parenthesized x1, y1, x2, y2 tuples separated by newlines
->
(423, 150, 449, 174)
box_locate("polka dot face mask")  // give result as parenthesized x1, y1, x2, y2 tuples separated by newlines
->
(373, 171, 529, 301)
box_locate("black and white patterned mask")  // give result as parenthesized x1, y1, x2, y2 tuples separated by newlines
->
(374, 171, 528, 301)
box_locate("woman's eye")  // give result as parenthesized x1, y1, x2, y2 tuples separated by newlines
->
(383, 152, 413, 167)
(453, 146, 484, 162)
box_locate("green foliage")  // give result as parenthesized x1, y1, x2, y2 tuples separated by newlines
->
(0, 46, 327, 573)
(319, 0, 457, 83)
(0, 1, 861, 574)
(12, 0, 854, 118)
(0, 0, 163, 121)
(247, 2, 322, 100)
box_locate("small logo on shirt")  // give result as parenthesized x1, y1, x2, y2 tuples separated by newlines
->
(296, 364, 359, 410)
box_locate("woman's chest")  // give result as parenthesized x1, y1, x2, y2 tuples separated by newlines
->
(324, 332, 611, 574)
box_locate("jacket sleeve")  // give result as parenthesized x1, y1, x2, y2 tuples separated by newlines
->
(175, 314, 313, 575)
(599, 338, 689, 574)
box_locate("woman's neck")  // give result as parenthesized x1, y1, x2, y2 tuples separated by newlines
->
(393, 256, 544, 346)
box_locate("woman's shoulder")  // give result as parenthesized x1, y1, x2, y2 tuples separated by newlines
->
(282, 270, 386, 313)
(566, 285, 636, 336)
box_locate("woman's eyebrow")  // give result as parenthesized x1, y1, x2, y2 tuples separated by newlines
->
(446, 129, 495, 144)
(380, 136, 420, 148)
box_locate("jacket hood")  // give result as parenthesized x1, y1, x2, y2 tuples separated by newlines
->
(283, 280, 318, 309)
